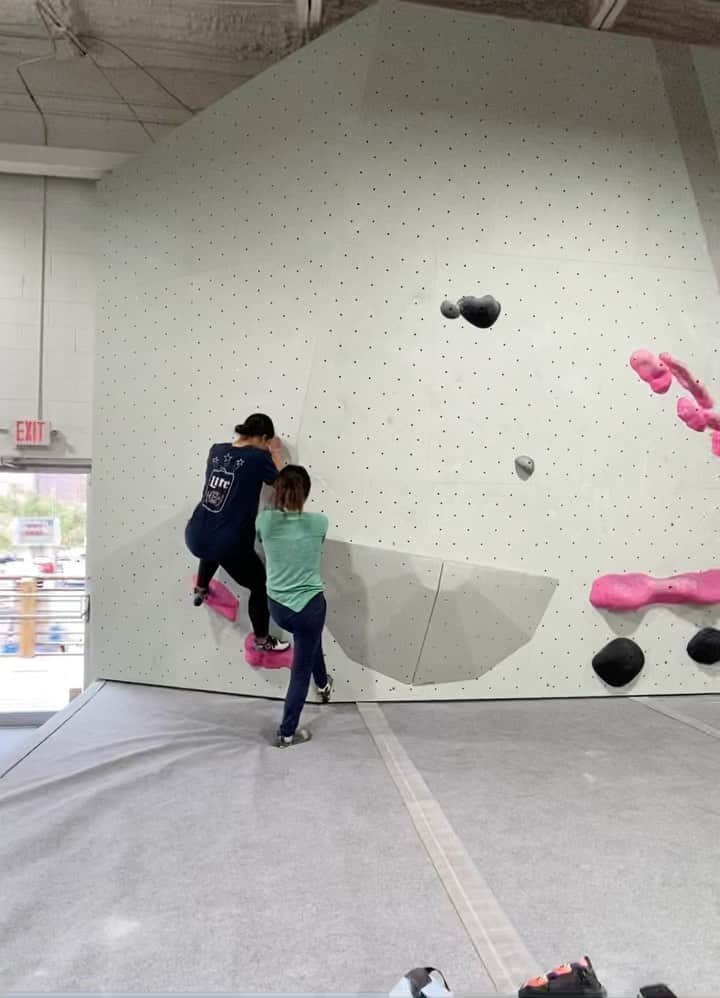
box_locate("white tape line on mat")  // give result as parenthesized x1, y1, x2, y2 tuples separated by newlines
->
(357, 702, 536, 995)
(632, 696, 720, 740)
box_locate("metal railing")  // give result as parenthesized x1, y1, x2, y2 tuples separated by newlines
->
(0, 575, 88, 657)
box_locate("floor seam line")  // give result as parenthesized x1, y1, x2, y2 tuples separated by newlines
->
(631, 696, 720, 740)
(357, 701, 536, 995)
(411, 561, 444, 684)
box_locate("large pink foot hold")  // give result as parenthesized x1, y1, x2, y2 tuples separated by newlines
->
(659, 353, 714, 409)
(629, 350, 672, 394)
(244, 632, 293, 670)
(590, 570, 720, 610)
(192, 576, 238, 622)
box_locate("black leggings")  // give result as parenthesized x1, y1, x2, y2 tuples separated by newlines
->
(196, 546, 270, 637)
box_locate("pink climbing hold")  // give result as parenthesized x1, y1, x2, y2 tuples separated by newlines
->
(630, 348, 720, 458)
(192, 576, 238, 622)
(677, 396, 710, 432)
(629, 350, 672, 394)
(659, 353, 714, 409)
(590, 569, 720, 611)
(676, 398, 720, 441)
(244, 632, 293, 670)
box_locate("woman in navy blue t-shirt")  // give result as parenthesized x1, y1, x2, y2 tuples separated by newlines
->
(185, 413, 289, 652)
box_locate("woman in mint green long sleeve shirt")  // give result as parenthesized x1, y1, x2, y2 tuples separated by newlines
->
(256, 465, 333, 747)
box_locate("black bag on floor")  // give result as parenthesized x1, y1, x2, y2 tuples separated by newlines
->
(518, 956, 606, 997)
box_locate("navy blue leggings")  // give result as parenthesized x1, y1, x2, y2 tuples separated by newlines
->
(186, 523, 269, 636)
(269, 593, 328, 737)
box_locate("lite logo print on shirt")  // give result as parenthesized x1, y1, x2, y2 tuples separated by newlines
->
(202, 452, 245, 513)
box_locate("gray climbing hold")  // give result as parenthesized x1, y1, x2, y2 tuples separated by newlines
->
(515, 455, 535, 479)
(440, 299, 460, 319)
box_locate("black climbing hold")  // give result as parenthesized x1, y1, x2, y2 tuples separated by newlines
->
(457, 294, 502, 329)
(592, 637, 644, 688)
(687, 627, 720, 665)
(440, 299, 460, 319)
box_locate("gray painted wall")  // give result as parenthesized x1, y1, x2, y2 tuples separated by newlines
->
(0, 174, 96, 462)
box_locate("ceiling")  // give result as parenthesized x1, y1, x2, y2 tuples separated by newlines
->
(1, 0, 719, 158)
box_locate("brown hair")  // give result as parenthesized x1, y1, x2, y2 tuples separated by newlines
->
(273, 465, 311, 512)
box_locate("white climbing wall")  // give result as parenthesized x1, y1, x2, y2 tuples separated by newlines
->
(90, 0, 720, 700)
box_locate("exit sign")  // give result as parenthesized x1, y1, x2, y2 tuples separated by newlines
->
(15, 419, 52, 447)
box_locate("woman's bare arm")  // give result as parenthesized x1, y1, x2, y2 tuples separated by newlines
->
(268, 436, 287, 472)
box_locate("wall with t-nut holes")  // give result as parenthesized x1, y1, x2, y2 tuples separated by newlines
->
(90, 0, 720, 700)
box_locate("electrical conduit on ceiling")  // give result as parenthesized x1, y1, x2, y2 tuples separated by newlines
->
(589, 0, 631, 30)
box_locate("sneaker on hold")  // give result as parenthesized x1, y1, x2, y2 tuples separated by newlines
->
(193, 588, 207, 607)
(318, 675, 334, 703)
(519, 957, 606, 998)
(255, 635, 291, 653)
(274, 728, 311, 748)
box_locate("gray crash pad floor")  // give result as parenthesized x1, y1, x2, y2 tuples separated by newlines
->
(1, 682, 717, 996)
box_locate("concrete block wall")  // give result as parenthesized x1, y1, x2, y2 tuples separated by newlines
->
(0, 174, 97, 462)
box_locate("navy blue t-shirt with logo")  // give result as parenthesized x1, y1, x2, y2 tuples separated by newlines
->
(186, 443, 278, 559)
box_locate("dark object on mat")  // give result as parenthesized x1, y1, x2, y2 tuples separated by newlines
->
(638, 986, 678, 998)
(687, 626, 720, 665)
(440, 299, 461, 319)
(390, 967, 452, 998)
(592, 637, 644, 688)
(458, 294, 502, 328)
(515, 455, 535, 478)
(519, 956, 606, 998)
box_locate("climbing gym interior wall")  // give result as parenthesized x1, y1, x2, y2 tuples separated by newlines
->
(90, 0, 720, 701)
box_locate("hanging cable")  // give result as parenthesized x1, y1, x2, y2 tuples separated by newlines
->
(83, 49, 157, 143)
(35, 0, 87, 55)
(15, 55, 52, 145)
(78, 35, 194, 116)
(36, 0, 192, 117)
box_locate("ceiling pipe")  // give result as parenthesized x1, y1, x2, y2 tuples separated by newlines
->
(589, 0, 631, 30)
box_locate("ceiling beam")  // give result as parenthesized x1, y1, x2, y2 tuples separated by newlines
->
(588, 0, 632, 29)
(0, 141, 133, 179)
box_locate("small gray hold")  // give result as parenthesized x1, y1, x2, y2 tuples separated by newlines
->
(515, 455, 535, 479)
(440, 299, 460, 319)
